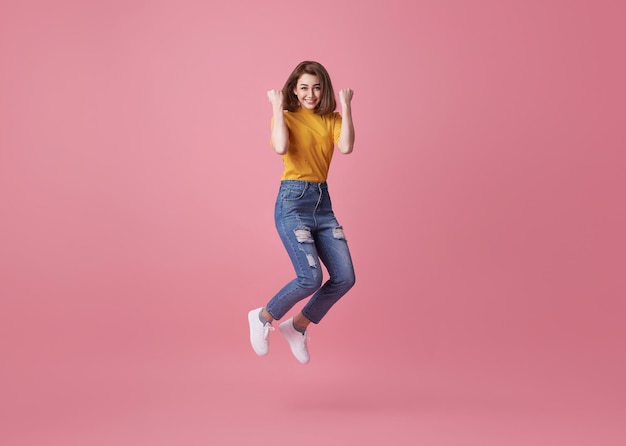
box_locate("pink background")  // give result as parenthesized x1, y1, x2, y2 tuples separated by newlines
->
(1, 0, 625, 444)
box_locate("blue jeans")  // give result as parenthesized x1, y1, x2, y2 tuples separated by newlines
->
(265, 180, 356, 324)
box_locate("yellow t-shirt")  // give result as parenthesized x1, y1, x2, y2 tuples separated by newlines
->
(272, 108, 342, 182)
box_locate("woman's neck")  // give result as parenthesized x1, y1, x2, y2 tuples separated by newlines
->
(296, 106, 316, 114)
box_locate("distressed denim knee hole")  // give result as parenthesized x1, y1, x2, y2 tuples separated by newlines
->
(332, 226, 346, 240)
(294, 228, 314, 244)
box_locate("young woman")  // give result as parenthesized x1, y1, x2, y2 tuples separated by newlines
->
(247, 61, 356, 364)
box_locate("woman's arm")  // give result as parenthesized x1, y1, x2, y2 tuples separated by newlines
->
(267, 89, 289, 155)
(337, 88, 355, 155)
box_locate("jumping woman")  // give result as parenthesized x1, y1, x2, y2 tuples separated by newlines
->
(248, 61, 356, 364)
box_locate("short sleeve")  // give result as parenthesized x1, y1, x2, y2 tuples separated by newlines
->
(333, 112, 342, 143)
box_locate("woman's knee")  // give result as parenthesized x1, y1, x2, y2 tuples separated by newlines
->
(297, 271, 323, 293)
(334, 270, 356, 292)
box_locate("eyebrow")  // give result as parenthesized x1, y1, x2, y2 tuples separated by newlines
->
(299, 83, 321, 87)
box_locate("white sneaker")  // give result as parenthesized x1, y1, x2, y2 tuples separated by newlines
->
(248, 307, 274, 356)
(279, 318, 310, 364)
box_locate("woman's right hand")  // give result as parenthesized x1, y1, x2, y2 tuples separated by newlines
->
(267, 89, 284, 110)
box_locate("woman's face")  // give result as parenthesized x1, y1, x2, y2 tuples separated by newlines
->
(293, 73, 321, 110)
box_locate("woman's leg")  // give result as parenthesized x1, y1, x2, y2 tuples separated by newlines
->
(277, 219, 355, 363)
(265, 183, 323, 321)
(300, 223, 356, 324)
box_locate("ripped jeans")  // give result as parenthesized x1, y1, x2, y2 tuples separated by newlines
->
(265, 180, 356, 324)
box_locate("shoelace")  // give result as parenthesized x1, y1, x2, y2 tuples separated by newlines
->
(263, 324, 274, 340)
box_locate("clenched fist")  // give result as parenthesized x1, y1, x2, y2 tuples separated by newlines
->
(339, 88, 354, 105)
(267, 89, 284, 109)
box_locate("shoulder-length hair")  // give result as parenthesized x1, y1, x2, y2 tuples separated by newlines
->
(281, 61, 337, 115)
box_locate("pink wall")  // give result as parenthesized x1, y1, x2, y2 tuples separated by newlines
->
(1, 0, 625, 444)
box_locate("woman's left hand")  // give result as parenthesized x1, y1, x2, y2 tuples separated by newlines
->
(339, 88, 353, 105)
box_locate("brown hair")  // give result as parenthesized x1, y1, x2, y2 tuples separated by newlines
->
(281, 61, 337, 114)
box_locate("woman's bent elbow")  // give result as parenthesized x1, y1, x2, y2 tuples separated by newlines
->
(273, 146, 288, 155)
(271, 141, 289, 155)
(338, 144, 353, 154)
